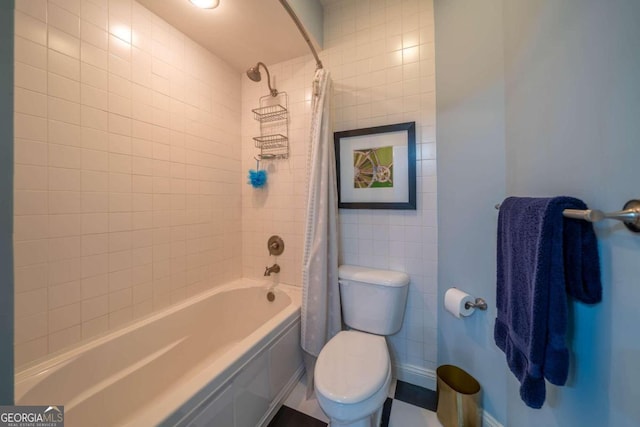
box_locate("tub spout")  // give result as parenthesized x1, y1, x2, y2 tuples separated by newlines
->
(264, 264, 280, 276)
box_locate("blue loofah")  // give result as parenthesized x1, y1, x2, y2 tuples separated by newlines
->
(248, 169, 267, 188)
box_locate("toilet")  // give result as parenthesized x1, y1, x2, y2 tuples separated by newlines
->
(314, 265, 410, 427)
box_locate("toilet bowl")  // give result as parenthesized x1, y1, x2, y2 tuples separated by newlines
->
(315, 331, 391, 427)
(314, 265, 409, 427)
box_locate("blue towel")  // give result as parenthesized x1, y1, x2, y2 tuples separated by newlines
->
(494, 197, 601, 409)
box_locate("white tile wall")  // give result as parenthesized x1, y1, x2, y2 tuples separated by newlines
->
(241, 0, 437, 375)
(240, 59, 316, 286)
(14, 0, 435, 377)
(13, 0, 242, 367)
(330, 0, 437, 375)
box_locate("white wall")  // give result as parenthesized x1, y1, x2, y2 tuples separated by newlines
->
(242, 0, 437, 384)
(435, 0, 507, 420)
(13, 0, 242, 367)
(436, 0, 640, 425)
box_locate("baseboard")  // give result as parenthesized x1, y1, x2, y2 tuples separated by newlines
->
(393, 363, 437, 391)
(482, 410, 504, 427)
(394, 363, 503, 427)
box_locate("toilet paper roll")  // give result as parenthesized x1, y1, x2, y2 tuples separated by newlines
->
(444, 288, 475, 318)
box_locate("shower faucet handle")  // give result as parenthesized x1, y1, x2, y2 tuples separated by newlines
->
(267, 236, 285, 256)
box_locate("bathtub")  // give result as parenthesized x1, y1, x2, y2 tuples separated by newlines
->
(15, 279, 303, 427)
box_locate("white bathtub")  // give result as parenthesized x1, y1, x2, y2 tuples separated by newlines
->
(15, 279, 303, 427)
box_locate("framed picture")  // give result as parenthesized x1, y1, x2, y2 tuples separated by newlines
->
(334, 121, 416, 210)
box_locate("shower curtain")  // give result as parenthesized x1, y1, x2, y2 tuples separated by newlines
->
(301, 68, 341, 395)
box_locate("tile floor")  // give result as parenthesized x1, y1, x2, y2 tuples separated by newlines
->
(269, 376, 444, 427)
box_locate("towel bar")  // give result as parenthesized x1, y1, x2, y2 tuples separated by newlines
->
(495, 199, 640, 233)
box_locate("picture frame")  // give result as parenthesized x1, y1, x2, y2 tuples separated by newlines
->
(334, 121, 416, 210)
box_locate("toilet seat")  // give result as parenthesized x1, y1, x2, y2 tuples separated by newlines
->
(315, 330, 389, 404)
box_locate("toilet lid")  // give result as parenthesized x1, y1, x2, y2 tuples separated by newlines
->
(315, 331, 389, 404)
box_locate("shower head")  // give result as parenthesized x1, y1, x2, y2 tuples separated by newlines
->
(246, 62, 278, 97)
(246, 64, 262, 82)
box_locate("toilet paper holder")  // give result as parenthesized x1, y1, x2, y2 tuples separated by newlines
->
(464, 298, 488, 311)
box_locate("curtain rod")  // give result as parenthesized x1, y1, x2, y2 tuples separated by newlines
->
(278, 0, 324, 70)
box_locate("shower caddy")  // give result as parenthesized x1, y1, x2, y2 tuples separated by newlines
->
(252, 92, 289, 160)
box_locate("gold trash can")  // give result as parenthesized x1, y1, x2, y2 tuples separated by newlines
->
(436, 365, 482, 427)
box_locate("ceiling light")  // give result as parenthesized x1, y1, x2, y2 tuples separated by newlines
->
(189, 0, 219, 9)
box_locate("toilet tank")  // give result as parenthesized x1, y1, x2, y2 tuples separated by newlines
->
(338, 265, 410, 335)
